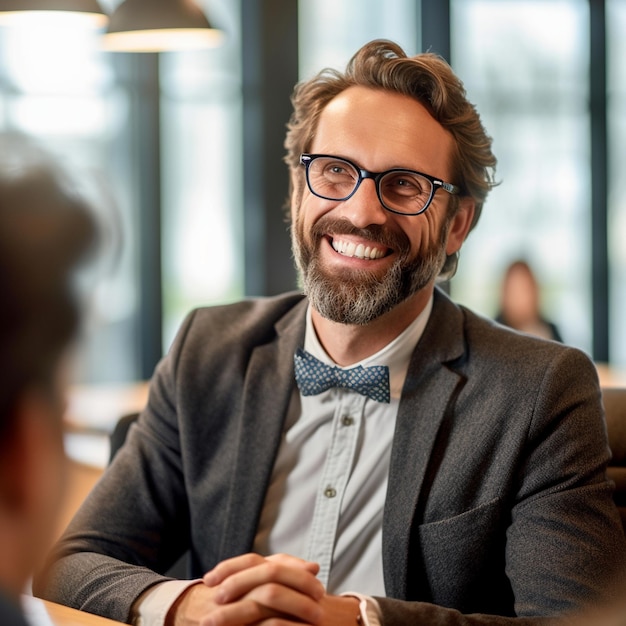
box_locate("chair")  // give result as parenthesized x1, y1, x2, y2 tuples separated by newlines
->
(109, 412, 140, 464)
(602, 387, 626, 532)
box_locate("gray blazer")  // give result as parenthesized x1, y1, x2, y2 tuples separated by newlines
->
(37, 288, 626, 625)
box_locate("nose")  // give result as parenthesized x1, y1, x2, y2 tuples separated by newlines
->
(339, 178, 388, 228)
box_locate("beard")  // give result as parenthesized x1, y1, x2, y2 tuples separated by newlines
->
(292, 213, 450, 325)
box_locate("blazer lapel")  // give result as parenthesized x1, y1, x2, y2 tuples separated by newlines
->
(382, 288, 467, 599)
(219, 298, 308, 560)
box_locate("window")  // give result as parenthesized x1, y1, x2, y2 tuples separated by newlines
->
(298, 0, 419, 79)
(0, 12, 141, 382)
(607, 0, 626, 367)
(450, 0, 592, 353)
(160, 1, 244, 349)
(0, 0, 244, 381)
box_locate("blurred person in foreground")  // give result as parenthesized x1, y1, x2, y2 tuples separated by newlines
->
(0, 133, 96, 625)
(37, 40, 626, 626)
(495, 259, 563, 342)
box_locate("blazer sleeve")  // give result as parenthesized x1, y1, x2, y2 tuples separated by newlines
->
(505, 347, 626, 615)
(374, 598, 562, 626)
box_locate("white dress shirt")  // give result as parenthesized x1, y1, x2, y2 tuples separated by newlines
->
(136, 297, 433, 625)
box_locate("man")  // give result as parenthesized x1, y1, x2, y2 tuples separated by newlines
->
(0, 133, 95, 625)
(37, 40, 626, 626)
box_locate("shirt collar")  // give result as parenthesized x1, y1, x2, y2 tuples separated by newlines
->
(304, 296, 433, 400)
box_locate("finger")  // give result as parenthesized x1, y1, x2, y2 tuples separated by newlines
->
(203, 553, 267, 586)
(199, 598, 276, 626)
(215, 561, 325, 603)
(266, 554, 320, 576)
(242, 582, 323, 624)
(203, 554, 320, 587)
(203, 587, 322, 626)
(254, 620, 314, 626)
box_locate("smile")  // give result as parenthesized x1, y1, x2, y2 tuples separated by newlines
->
(331, 237, 388, 260)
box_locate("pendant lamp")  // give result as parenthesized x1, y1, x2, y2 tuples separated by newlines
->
(103, 0, 223, 52)
(0, 0, 108, 25)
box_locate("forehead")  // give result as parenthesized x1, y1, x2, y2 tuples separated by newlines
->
(311, 85, 456, 178)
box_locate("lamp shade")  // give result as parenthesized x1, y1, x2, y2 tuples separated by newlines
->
(0, 0, 107, 25)
(103, 0, 223, 52)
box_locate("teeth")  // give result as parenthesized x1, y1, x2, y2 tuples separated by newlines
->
(332, 238, 385, 259)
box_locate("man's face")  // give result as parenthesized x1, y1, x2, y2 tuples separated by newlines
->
(291, 85, 473, 326)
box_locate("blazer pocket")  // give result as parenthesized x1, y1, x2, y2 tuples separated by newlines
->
(419, 495, 504, 531)
(414, 496, 510, 610)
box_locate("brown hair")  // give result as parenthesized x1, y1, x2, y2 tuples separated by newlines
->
(0, 133, 96, 445)
(285, 39, 497, 233)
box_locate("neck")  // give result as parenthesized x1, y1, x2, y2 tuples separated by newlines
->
(311, 286, 434, 366)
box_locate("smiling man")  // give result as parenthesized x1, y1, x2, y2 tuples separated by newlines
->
(38, 40, 626, 626)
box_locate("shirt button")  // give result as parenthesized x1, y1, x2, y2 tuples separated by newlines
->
(324, 486, 337, 498)
(341, 415, 354, 426)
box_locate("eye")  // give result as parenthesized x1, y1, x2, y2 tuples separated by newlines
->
(396, 177, 417, 189)
(320, 159, 357, 181)
(383, 172, 427, 197)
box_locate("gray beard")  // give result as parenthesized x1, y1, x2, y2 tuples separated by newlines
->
(292, 216, 448, 326)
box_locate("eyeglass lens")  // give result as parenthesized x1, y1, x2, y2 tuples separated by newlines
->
(306, 156, 434, 215)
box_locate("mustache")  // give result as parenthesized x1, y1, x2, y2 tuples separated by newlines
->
(309, 216, 412, 255)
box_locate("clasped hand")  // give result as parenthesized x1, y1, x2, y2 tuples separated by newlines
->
(168, 553, 360, 626)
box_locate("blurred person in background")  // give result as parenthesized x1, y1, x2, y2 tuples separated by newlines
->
(495, 258, 563, 342)
(0, 133, 96, 626)
(38, 40, 626, 626)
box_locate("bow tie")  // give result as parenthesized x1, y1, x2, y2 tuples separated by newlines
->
(294, 349, 390, 404)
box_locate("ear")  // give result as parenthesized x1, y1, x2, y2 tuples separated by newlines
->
(446, 197, 476, 256)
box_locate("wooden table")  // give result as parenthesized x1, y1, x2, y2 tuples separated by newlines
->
(596, 363, 626, 388)
(22, 595, 124, 625)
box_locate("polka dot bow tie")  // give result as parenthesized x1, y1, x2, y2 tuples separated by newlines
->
(294, 349, 390, 404)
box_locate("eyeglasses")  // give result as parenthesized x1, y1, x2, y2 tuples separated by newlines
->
(300, 153, 460, 216)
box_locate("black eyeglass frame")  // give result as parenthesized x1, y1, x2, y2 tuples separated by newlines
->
(300, 153, 461, 216)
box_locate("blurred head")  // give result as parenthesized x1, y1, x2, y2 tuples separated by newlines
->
(285, 39, 497, 284)
(0, 133, 96, 598)
(499, 259, 541, 326)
